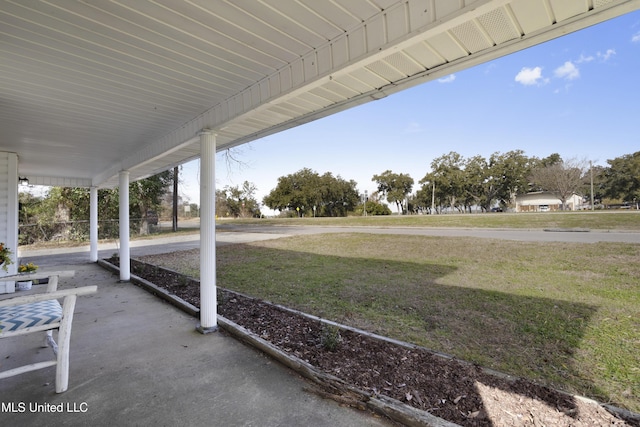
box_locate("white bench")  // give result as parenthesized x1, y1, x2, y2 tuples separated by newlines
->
(0, 271, 97, 393)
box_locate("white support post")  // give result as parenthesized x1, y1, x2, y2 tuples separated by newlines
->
(197, 130, 217, 333)
(119, 171, 130, 281)
(89, 186, 98, 262)
(0, 153, 19, 294)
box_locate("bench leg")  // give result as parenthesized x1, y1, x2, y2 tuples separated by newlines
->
(43, 330, 54, 348)
(55, 294, 77, 393)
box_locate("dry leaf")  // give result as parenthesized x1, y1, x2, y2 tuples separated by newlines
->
(412, 390, 424, 406)
(468, 410, 480, 418)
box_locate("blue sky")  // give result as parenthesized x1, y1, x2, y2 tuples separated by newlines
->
(179, 10, 640, 212)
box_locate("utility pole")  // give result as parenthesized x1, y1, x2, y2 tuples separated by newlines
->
(363, 190, 368, 217)
(431, 181, 435, 214)
(173, 166, 179, 231)
(590, 161, 594, 211)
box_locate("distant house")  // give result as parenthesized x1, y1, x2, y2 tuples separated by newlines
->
(515, 191, 584, 212)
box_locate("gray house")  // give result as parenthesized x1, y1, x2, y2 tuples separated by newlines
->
(515, 192, 585, 212)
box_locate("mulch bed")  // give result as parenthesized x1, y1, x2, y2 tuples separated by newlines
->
(107, 257, 639, 427)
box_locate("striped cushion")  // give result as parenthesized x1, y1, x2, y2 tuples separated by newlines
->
(0, 300, 62, 332)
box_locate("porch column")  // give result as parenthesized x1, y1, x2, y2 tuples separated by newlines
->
(119, 171, 130, 281)
(89, 186, 98, 262)
(197, 130, 217, 333)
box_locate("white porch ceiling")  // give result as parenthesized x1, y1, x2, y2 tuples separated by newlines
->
(1, 0, 639, 188)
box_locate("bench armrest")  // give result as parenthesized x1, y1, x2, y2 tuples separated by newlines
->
(0, 270, 75, 282)
(0, 286, 97, 308)
(0, 270, 75, 293)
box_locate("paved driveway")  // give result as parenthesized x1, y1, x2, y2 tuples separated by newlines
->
(19, 224, 639, 268)
(217, 224, 640, 244)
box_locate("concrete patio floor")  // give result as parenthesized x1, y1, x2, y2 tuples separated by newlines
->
(0, 260, 391, 426)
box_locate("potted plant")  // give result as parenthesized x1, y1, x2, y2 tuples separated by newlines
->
(0, 242, 15, 293)
(0, 242, 13, 272)
(16, 262, 38, 291)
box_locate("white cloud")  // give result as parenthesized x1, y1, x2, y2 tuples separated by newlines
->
(438, 74, 456, 83)
(554, 61, 580, 80)
(632, 32, 640, 43)
(554, 84, 573, 94)
(484, 63, 497, 74)
(576, 54, 594, 63)
(514, 66, 547, 86)
(597, 49, 616, 61)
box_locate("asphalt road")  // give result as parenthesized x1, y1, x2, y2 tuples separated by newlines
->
(217, 224, 640, 243)
(19, 224, 640, 268)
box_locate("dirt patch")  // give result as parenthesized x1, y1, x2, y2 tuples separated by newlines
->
(118, 257, 638, 427)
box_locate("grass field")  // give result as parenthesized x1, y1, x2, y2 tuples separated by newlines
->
(145, 211, 640, 411)
(221, 210, 640, 230)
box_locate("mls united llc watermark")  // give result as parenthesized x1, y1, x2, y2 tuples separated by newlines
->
(2, 401, 88, 413)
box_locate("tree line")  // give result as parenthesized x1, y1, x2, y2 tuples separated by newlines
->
(260, 150, 640, 216)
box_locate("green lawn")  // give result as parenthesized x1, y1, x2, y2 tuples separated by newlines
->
(224, 210, 640, 230)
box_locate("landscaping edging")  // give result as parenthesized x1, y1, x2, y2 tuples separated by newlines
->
(97, 258, 460, 426)
(97, 258, 640, 427)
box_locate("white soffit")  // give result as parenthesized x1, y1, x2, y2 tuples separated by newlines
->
(1, 0, 638, 188)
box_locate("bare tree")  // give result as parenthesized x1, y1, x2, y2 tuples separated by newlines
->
(529, 157, 587, 210)
(221, 147, 251, 178)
